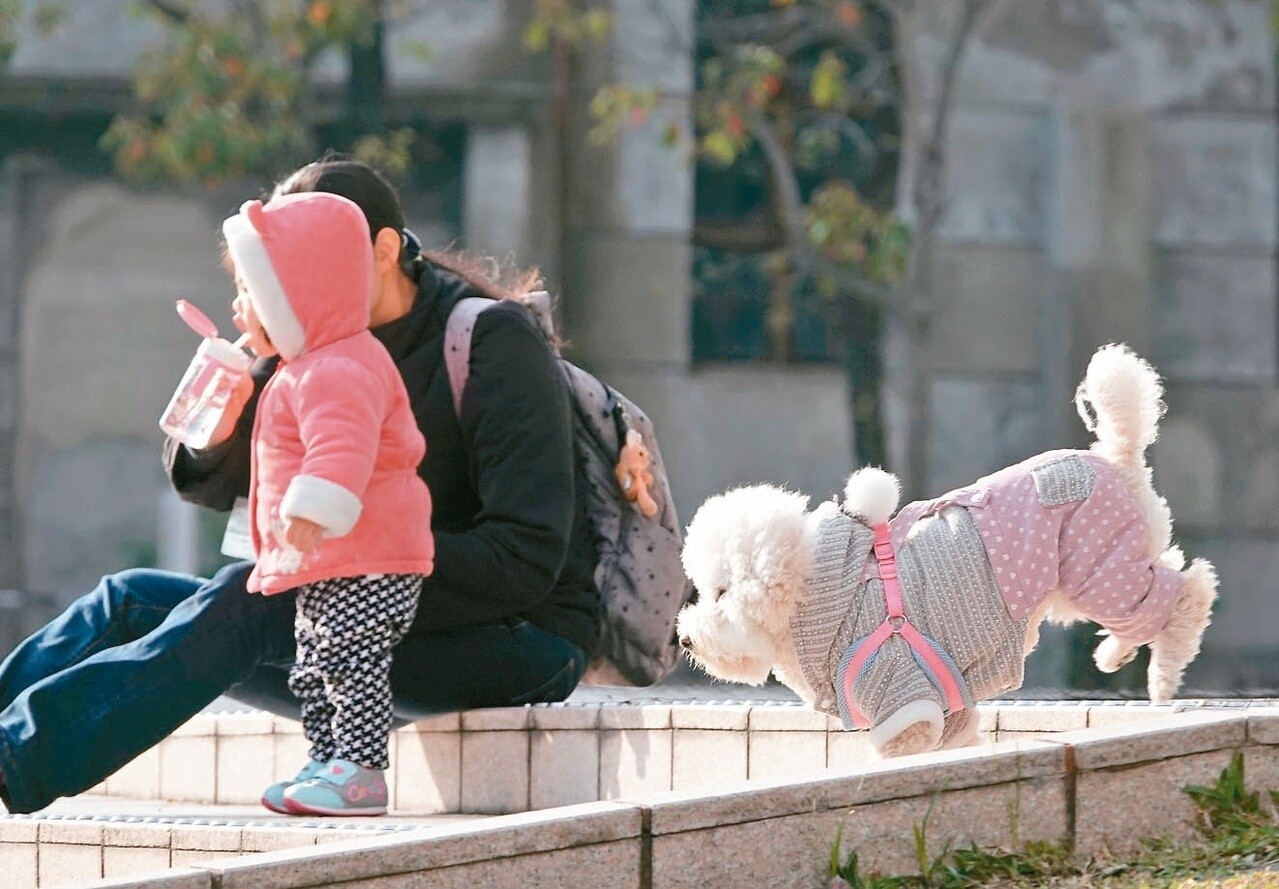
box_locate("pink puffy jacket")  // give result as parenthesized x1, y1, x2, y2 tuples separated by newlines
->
(222, 192, 433, 595)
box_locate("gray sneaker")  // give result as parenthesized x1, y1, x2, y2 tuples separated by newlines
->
(261, 759, 326, 814)
(281, 758, 388, 816)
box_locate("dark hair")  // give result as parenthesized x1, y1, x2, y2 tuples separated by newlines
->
(272, 156, 541, 301)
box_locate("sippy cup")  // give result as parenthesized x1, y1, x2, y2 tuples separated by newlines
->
(158, 300, 254, 450)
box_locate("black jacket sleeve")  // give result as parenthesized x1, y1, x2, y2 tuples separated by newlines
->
(162, 357, 279, 512)
(413, 303, 576, 629)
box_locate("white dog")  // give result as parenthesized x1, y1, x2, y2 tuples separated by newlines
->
(677, 344, 1218, 757)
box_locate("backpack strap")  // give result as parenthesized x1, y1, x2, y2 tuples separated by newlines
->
(444, 297, 495, 417)
(444, 292, 556, 417)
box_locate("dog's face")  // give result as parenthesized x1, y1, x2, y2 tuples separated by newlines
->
(676, 485, 814, 686)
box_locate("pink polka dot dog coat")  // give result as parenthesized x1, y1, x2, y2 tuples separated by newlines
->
(791, 450, 1183, 747)
(893, 450, 1183, 648)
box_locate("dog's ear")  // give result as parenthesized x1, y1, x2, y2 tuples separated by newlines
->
(728, 488, 812, 620)
(683, 484, 813, 627)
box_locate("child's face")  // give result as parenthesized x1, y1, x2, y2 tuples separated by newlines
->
(223, 254, 278, 358)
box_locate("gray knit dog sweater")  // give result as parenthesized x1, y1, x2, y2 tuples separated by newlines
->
(789, 502, 1028, 738)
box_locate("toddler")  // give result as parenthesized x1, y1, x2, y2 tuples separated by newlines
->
(220, 192, 433, 816)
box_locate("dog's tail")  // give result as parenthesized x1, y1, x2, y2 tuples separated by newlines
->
(1075, 343, 1165, 466)
(843, 467, 901, 526)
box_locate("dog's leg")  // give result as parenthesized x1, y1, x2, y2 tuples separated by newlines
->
(1147, 558, 1218, 704)
(1095, 546, 1187, 675)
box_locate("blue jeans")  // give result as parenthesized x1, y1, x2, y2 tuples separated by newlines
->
(0, 562, 587, 813)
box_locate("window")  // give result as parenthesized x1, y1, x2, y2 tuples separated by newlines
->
(689, 0, 899, 366)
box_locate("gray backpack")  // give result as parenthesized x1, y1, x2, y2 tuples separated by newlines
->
(445, 294, 693, 686)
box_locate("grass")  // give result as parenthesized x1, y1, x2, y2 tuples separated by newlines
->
(827, 753, 1279, 888)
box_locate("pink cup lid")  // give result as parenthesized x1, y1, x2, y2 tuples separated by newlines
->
(175, 299, 219, 339)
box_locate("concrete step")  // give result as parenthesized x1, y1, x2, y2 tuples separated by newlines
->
(75, 698, 1275, 817)
(1, 797, 486, 888)
(9, 703, 1278, 889)
(87, 701, 883, 816)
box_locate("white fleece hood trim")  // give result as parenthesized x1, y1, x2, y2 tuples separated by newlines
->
(280, 474, 363, 537)
(222, 202, 307, 360)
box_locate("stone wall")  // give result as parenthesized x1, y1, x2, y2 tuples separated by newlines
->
(1, 0, 851, 610)
(557, 0, 855, 518)
(0, 0, 1276, 692)
(907, 0, 1278, 690)
(14, 180, 234, 598)
(8, 707, 1271, 888)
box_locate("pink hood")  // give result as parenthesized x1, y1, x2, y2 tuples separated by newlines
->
(221, 190, 434, 594)
(221, 192, 372, 359)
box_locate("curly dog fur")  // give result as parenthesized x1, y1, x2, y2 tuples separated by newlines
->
(677, 344, 1218, 756)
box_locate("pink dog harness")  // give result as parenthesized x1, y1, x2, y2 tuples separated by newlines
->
(837, 523, 968, 729)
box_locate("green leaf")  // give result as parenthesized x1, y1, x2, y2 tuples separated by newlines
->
(810, 51, 847, 110)
(0, 0, 17, 67)
(401, 39, 433, 62)
(702, 129, 739, 166)
(30, 0, 66, 34)
(100, 0, 388, 184)
(582, 8, 611, 41)
(660, 121, 681, 148)
(828, 821, 847, 879)
(522, 18, 550, 52)
(701, 57, 723, 86)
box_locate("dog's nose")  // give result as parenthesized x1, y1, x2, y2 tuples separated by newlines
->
(679, 635, 692, 649)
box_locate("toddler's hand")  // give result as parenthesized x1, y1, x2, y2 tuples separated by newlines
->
(232, 293, 278, 358)
(283, 517, 325, 552)
(202, 370, 255, 450)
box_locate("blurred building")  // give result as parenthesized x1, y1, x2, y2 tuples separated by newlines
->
(0, 0, 1275, 691)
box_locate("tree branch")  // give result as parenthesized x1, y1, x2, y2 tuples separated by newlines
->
(751, 112, 902, 316)
(702, 5, 886, 62)
(138, 0, 192, 25)
(232, 0, 267, 55)
(913, 0, 1012, 244)
(700, 5, 805, 46)
(701, 6, 851, 60)
(693, 217, 783, 253)
(807, 111, 880, 159)
(846, 51, 895, 101)
(642, 0, 695, 57)
(816, 254, 900, 313)
(865, 0, 912, 17)
(748, 112, 810, 257)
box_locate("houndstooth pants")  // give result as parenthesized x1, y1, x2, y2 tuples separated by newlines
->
(288, 573, 423, 770)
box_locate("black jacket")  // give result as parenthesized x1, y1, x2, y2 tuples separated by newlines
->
(164, 264, 600, 651)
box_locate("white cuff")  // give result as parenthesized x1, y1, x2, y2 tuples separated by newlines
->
(868, 699, 945, 756)
(280, 475, 362, 536)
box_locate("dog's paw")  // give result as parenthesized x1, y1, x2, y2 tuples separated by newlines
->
(869, 699, 944, 757)
(880, 720, 942, 757)
(1158, 545, 1186, 571)
(1094, 631, 1139, 673)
